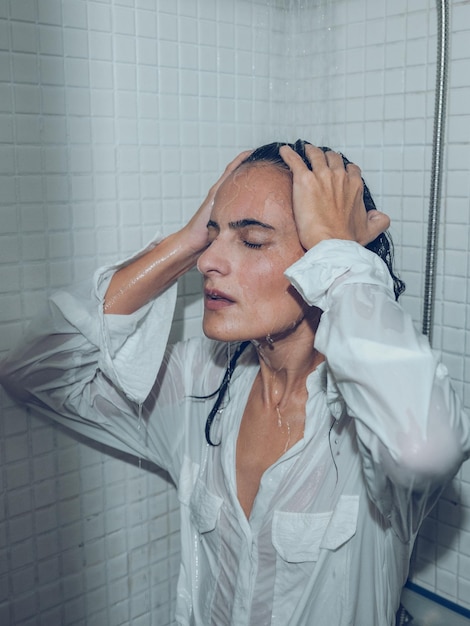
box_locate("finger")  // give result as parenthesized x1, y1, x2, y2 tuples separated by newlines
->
(364, 210, 391, 243)
(224, 149, 253, 174)
(279, 144, 308, 172)
(303, 144, 328, 170)
(208, 150, 253, 197)
(324, 150, 345, 169)
(345, 162, 363, 179)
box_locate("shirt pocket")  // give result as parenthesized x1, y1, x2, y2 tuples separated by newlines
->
(189, 477, 223, 534)
(271, 495, 359, 626)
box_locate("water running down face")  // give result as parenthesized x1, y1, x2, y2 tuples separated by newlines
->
(197, 162, 312, 345)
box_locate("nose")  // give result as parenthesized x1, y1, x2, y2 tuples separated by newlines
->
(197, 238, 230, 276)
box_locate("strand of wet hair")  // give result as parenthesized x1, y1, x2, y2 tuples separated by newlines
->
(328, 419, 339, 486)
(199, 340, 251, 446)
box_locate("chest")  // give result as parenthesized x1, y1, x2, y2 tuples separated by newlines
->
(235, 404, 306, 518)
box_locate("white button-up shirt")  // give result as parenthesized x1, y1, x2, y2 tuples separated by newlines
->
(1, 239, 469, 626)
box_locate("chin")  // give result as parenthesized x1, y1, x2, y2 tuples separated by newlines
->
(203, 326, 243, 342)
(202, 318, 249, 343)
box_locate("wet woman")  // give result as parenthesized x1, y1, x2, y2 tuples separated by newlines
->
(1, 142, 469, 625)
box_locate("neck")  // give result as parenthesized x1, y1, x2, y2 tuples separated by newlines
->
(253, 316, 324, 411)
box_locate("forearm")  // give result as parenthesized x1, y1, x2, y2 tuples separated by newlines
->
(104, 228, 201, 315)
(1, 273, 177, 410)
(104, 149, 255, 316)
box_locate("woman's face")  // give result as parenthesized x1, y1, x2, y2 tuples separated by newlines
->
(197, 162, 308, 343)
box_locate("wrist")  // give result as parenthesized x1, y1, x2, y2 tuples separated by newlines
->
(177, 224, 210, 258)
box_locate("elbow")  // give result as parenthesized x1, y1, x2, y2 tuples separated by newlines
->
(405, 428, 462, 481)
(381, 423, 464, 491)
(386, 369, 468, 490)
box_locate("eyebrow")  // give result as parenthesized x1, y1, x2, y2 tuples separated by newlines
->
(207, 218, 275, 231)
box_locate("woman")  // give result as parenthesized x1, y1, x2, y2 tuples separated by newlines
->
(1, 141, 468, 625)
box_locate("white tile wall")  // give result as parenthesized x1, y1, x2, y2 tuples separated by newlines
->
(1, 0, 470, 624)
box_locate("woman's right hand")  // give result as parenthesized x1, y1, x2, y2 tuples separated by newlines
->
(181, 149, 252, 254)
(104, 150, 251, 314)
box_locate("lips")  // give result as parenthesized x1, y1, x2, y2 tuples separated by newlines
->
(204, 288, 235, 310)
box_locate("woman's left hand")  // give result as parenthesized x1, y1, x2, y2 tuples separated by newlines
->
(279, 144, 390, 251)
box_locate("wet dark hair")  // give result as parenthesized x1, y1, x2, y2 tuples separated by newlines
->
(203, 140, 405, 446)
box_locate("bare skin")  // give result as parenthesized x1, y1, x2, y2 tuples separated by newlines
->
(104, 145, 390, 519)
(236, 340, 324, 517)
(104, 150, 253, 315)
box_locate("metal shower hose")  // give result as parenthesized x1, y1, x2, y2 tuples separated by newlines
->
(422, 0, 449, 344)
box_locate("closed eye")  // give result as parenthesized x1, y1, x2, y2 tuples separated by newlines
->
(207, 218, 274, 250)
(243, 240, 263, 249)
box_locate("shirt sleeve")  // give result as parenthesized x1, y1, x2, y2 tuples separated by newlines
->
(0, 237, 192, 480)
(286, 239, 470, 539)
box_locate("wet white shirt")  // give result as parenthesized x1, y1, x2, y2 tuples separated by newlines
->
(1, 239, 469, 626)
